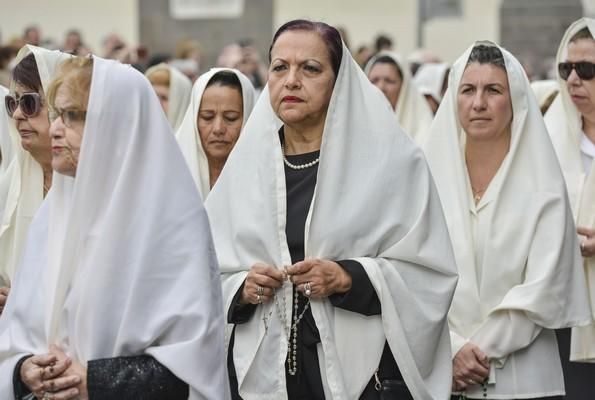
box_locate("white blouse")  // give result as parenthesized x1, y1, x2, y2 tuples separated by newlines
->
(580, 131, 595, 175)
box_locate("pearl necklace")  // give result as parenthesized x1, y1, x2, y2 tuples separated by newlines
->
(282, 143, 320, 170)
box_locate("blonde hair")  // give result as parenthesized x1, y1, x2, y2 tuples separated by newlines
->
(48, 56, 94, 111)
(146, 67, 170, 87)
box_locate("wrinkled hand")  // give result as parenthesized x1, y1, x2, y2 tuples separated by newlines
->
(0, 286, 9, 315)
(240, 263, 285, 305)
(578, 227, 595, 258)
(286, 259, 351, 299)
(43, 345, 88, 400)
(452, 342, 489, 392)
(20, 352, 75, 399)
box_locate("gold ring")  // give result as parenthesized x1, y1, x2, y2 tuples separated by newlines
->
(256, 294, 262, 304)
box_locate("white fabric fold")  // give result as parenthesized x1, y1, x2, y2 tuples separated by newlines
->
(544, 17, 595, 363)
(175, 68, 256, 200)
(425, 41, 591, 398)
(145, 63, 193, 131)
(205, 43, 458, 400)
(413, 63, 450, 103)
(0, 45, 71, 286)
(365, 51, 435, 144)
(0, 56, 229, 399)
(0, 84, 16, 224)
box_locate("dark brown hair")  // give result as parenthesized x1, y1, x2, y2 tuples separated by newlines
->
(12, 53, 42, 92)
(269, 19, 343, 77)
(570, 27, 594, 43)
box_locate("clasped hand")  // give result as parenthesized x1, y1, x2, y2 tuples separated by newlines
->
(452, 342, 490, 392)
(240, 259, 352, 304)
(20, 345, 88, 400)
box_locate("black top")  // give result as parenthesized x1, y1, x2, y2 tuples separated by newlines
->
(227, 143, 404, 399)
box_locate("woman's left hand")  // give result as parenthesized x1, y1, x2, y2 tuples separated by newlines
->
(44, 345, 89, 400)
(286, 259, 352, 298)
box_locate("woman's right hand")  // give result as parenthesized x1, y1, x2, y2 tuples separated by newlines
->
(20, 353, 78, 399)
(452, 342, 490, 392)
(240, 263, 285, 305)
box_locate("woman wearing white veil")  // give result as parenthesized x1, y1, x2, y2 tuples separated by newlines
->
(413, 63, 450, 114)
(0, 56, 228, 399)
(145, 62, 193, 131)
(206, 19, 458, 400)
(0, 46, 70, 295)
(175, 68, 255, 199)
(424, 41, 590, 399)
(365, 51, 435, 144)
(544, 17, 595, 398)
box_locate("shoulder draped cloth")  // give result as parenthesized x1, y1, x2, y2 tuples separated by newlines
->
(544, 17, 595, 362)
(205, 44, 458, 400)
(0, 56, 229, 400)
(175, 67, 256, 200)
(425, 40, 590, 372)
(145, 62, 192, 131)
(365, 51, 435, 144)
(0, 84, 16, 223)
(0, 45, 71, 286)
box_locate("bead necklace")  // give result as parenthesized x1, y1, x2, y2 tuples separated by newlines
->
(282, 142, 320, 170)
(262, 281, 310, 376)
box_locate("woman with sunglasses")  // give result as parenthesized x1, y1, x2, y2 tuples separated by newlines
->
(544, 18, 595, 399)
(0, 55, 227, 399)
(0, 46, 70, 299)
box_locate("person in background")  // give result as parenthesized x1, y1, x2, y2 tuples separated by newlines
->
(414, 62, 450, 114)
(145, 63, 193, 131)
(365, 51, 435, 144)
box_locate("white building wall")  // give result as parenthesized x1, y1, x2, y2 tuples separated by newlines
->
(0, 0, 139, 54)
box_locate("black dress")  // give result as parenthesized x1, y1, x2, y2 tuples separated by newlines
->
(228, 148, 410, 400)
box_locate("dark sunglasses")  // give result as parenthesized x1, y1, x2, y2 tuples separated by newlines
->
(5, 92, 43, 118)
(49, 108, 87, 128)
(558, 61, 595, 81)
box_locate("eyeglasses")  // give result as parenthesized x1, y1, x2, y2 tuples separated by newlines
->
(49, 108, 87, 128)
(5, 92, 42, 118)
(558, 61, 595, 81)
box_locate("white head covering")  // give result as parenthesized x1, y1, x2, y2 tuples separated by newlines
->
(544, 17, 595, 362)
(145, 62, 192, 131)
(175, 68, 256, 199)
(0, 85, 16, 227)
(424, 40, 591, 380)
(0, 56, 229, 399)
(0, 45, 71, 286)
(530, 79, 559, 112)
(365, 51, 435, 144)
(413, 63, 450, 103)
(205, 42, 458, 400)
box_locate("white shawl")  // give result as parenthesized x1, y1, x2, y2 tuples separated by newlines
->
(413, 63, 450, 103)
(0, 45, 71, 286)
(0, 84, 16, 222)
(205, 44, 458, 400)
(530, 79, 559, 111)
(0, 56, 229, 400)
(175, 68, 256, 200)
(365, 51, 435, 144)
(425, 42, 591, 396)
(145, 62, 193, 131)
(544, 17, 595, 362)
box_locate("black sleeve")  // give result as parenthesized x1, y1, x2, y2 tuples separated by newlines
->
(329, 259, 381, 316)
(227, 282, 257, 324)
(87, 355, 188, 400)
(13, 355, 33, 399)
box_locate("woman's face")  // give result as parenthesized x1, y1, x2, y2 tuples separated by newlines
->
(152, 84, 170, 115)
(368, 62, 402, 110)
(268, 30, 336, 130)
(457, 62, 512, 142)
(49, 85, 86, 177)
(11, 82, 51, 157)
(197, 84, 244, 163)
(565, 38, 595, 117)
